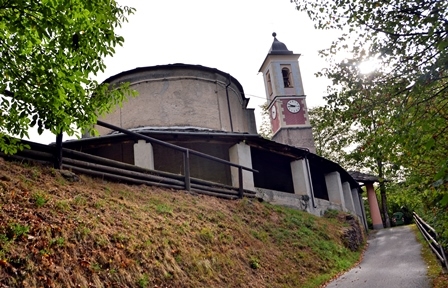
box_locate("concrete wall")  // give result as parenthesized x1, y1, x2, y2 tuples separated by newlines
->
(256, 188, 343, 217)
(272, 127, 316, 154)
(93, 67, 256, 136)
(312, 198, 344, 217)
(256, 188, 310, 211)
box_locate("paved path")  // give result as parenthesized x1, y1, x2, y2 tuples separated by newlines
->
(326, 225, 430, 288)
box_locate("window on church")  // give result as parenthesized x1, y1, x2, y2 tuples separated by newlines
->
(267, 72, 273, 96)
(282, 67, 292, 88)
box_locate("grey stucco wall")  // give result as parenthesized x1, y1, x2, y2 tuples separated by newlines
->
(94, 67, 256, 136)
(272, 127, 316, 153)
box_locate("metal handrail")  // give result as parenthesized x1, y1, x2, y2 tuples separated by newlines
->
(96, 120, 258, 198)
(413, 212, 447, 268)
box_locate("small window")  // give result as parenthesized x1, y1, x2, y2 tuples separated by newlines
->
(282, 67, 292, 88)
(267, 72, 273, 95)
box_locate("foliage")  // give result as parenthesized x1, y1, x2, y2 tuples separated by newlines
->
(291, 0, 448, 87)
(293, 0, 448, 238)
(258, 102, 273, 139)
(0, 1, 135, 154)
(308, 106, 351, 166)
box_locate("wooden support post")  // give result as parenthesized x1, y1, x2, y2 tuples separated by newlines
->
(183, 150, 191, 191)
(54, 132, 63, 169)
(238, 167, 243, 199)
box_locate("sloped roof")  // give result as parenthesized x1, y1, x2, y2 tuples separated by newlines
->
(258, 33, 301, 72)
(268, 32, 293, 55)
(348, 171, 389, 183)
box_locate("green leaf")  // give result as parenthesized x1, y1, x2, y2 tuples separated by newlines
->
(440, 193, 448, 207)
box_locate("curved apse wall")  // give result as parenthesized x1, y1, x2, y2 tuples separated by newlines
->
(91, 64, 257, 137)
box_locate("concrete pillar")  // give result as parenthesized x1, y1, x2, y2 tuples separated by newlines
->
(351, 188, 369, 231)
(366, 182, 384, 229)
(291, 159, 314, 212)
(351, 188, 363, 218)
(342, 182, 355, 213)
(325, 171, 345, 211)
(133, 140, 154, 170)
(229, 142, 255, 191)
(359, 192, 369, 232)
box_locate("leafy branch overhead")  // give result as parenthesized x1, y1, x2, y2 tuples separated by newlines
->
(292, 0, 448, 102)
(0, 1, 135, 153)
(293, 0, 448, 240)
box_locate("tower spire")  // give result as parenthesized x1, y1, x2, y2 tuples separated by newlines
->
(258, 33, 316, 153)
(268, 32, 293, 55)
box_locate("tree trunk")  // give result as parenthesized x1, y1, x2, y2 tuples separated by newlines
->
(380, 181, 390, 227)
(377, 158, 391, 227)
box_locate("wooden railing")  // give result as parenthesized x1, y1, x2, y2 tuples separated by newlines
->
(96, 120, 258, 198)
(413, 212, 447, 269)
(0, 140, 257, 200)
(0, 119, 259, 200)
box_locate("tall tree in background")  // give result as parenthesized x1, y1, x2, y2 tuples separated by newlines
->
(308, 106, 351, 166)
(292, 0, 448, 238)
(308, 69, 401, 227)
(0, 1, 135, 154)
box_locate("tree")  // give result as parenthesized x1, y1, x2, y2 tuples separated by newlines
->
(258, 102, 273, 139)
(308, 106, 351, 165)
(292, 0, 448, 236)
(0, 1, 135, 154)
(308, 70, 400, 228)
(291, 0, 448, 88)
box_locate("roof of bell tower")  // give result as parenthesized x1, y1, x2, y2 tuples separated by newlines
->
(258, 32, 300, 72)
(268, 32, 293, 55)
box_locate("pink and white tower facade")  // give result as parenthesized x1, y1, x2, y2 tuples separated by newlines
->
(259, 33, 316, 153)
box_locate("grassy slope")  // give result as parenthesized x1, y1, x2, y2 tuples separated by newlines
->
(411, 225, 448, 287)
(0, 158, 363, 287)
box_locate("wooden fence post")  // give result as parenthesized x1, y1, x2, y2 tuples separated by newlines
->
(54, 132, 63, 169)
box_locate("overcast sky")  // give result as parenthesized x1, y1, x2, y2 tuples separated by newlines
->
(31, 0, 339, 143)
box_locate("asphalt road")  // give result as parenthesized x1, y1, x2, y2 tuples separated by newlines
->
(325, 225, 430, 288)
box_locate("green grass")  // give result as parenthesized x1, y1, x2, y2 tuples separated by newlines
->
(8, 223, 29, 239)
(32, 191, 48, 207)
(411, 224, 447, 288)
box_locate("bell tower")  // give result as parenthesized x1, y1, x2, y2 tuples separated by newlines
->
(259, 33, 316, 153)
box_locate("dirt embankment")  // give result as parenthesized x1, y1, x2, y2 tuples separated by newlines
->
(0, 158, 365, 288)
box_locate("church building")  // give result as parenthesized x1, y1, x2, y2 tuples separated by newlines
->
(62, 33, 367, 228)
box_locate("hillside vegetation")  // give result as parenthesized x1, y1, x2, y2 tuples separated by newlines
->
(0, 157, 364, 287)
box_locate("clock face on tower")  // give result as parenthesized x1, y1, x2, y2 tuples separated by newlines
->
(286, 99, 301, 113)
(271, 105, 277, 119)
